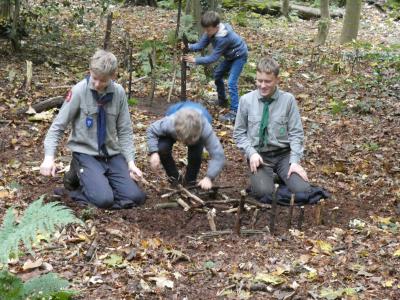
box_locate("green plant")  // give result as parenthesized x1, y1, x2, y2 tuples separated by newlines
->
(128, 97, 139, 106)
(0, 195, 82, 299)
(329, 99, 347, 115)
(363, 142, 379, 152)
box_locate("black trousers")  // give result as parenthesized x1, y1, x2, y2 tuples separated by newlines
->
(69, 153, 146, 209)
(158, 137, 203, 184)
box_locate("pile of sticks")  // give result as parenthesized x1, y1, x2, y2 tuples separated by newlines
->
(145, 179, 326, 236)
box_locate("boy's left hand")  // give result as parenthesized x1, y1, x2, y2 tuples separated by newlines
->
(287, 163, 309, 182)
(128, 161, 143, 182)
(198, 177, 212, 190)
(183, 55, 195, 63)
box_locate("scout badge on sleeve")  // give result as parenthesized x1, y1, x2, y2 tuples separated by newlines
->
(86, 116, 93, 128)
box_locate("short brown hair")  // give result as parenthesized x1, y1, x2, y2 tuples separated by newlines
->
(201, 11, 220, 28)
(256, 57, 280, 76)
(174, 109, 203, 145)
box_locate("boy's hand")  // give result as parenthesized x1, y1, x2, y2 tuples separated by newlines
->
(287, 163, 309, 182)
(128, 161, 143, 181)
(40, 156, 56, 177)
(149, 153, 161, 170)
(198, 177, 212, 190)
(249, 153, 263, 174)
(183, 55, 195, 63)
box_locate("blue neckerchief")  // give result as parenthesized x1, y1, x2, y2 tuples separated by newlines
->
(86, 76, 114, 156)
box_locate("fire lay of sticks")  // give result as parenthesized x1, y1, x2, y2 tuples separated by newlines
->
(145, 176, 326, 234)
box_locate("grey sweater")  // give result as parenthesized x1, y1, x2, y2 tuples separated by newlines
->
(233, 88, 304, 164)
(147, 115, 225, 179)
(44, 78, 136, 163)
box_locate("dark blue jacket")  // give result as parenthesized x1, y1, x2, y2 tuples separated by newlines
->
(189, 23, 248, 65)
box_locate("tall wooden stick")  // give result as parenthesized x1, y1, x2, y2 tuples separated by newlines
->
(235, 190, 246, 235)
(269, 184, 278, 234)
(181, 33, 189, 101)
(128, 41, 133, 100)
(298, 206, 305, 230)
(103, 12, 113, 50)
(315, 199, 325, 225)
(287, 193, 295, 228)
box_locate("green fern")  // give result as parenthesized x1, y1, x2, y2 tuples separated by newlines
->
(0, 195, 83, 264)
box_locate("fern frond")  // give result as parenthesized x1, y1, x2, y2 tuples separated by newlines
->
(22, 273, 70, 298)
(0, 195, 83, 264)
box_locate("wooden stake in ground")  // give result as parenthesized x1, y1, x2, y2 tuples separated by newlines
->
(181, 33, 189, 101)
(24, 60, 32, 91)
(269, 184, 278, 234)
(315, 199, 325, 225)
(207, 208, 217, 232)
(298, 205, 305, 230)
(128, 41, 133, 100)
(288, 193, 295, 228)
(235, 190, 247, 235)
(103, 12, 113, 50)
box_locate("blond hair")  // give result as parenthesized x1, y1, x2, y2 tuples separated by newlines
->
(256, 57, 280, 76)
(174, 109, 203, 145)
(89, 49, 118, 76)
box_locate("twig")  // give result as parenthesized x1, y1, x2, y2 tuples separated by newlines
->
(200, 229, 268, 238)
(140, 177, 160, 193)
(154, 202, 179, 209)
(176, 197, 190, 211)
(85, 238, 98, 261)
(207, 208, 217, 231)
(179, 185, 205, 205)
(222, 207, 238, 214)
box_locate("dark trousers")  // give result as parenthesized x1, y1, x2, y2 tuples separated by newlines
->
(158, 137, 203, 184)
(250, 150, 311, 198)
(214, 55, 247, 112)
(69, 153, 146, 209)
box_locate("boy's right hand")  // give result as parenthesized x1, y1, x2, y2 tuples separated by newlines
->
(150, 153, 160, 170)
(40, 156, 56, 177)
(249, 153, 263, 174)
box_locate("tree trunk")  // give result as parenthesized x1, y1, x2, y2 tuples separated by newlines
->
(281, 0, 290, 20)
(10, 0, 20, 50)
(103, 12, 113, 50)
(1, 0, 11, 20)
(340, 0, 362, 44)
(316, 0, 330, 45)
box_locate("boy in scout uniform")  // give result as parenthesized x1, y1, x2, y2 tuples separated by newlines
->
(40, 49, 145, 209)
(233, 57, 311, 198)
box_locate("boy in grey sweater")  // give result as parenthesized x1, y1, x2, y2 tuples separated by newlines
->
(147, 101, 225, 190)
(233, 57, 311, 199)
(40, 50, 145, 209)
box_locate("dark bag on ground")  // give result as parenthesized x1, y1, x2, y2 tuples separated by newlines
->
(253, 185, 330, 206)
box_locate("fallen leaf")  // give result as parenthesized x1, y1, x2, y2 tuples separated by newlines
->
(254, 272, 286, 285)
(23, 258, 43, 271)
(104, 254, 124, 267)
(149, 276, 174, 289)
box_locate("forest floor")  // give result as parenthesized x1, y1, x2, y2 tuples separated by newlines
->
(0, 2, 400, 299)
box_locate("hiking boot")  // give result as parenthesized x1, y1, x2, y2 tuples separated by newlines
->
(219, 111, 237, 123)
(63, 157, 80, 191)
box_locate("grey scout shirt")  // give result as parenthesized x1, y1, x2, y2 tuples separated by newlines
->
(44, 78, 136, 163)
(233, 88, 304, 164)
(146, 116, 225, 180)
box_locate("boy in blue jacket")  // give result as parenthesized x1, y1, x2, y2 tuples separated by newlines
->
(183, 11, 248, 123)
(147, 101, 225, 190)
